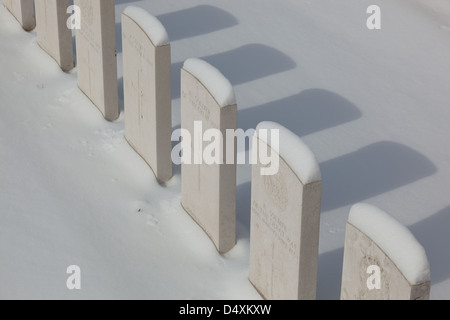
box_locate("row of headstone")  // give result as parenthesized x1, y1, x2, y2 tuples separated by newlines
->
(119, 4, 433, 297)
(3, 2, 431, 300)
(3, 0, 119, 119)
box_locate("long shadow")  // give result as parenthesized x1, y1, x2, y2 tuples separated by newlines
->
(115, 0, 143, 4)
(116, 22, 122, 54)
(115, 5, 237, 53)
(320, 141, 437, 211)
(239, 89, 362, 138)
(171, 43, 296, 99)
(72, 34, 77, 67)
(410, 206, 450, 286)
(118, 76, 124, 113)
(236, 181, 252, 240)
(157, 5, 238, 42)
(317, 247, 344, 300)
(171, 136, 182, 178)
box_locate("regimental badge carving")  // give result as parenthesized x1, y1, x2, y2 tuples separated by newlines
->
(359, 254, 390, 299)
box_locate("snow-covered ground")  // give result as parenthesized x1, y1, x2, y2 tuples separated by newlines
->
(1, 0, 449, 299)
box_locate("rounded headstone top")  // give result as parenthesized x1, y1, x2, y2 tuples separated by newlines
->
(255, 121, 321, 184)
(183, 58, 236, 108)
(348, 203, 430, 285)
(123, 6, 170, 47)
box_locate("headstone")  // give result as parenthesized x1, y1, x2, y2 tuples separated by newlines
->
(340, 203, 431, 300)
(122, 7, 172, 183)
(74, 0, 119, 121)
(249, 121, 322, 300)
(35, 0, 74, 72)
(181, 58, 237, 254)
(3, 0, 35, 31)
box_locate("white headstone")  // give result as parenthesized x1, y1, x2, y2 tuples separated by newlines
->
(341, 203, 431, 300)
(249, 122, 322, 300)
(74, 0, 119, 121)
(180, 58, 237, 254)
(122, 7, 172, 183)
(3, 0, 35, 31)
(35, 0, 74, 72)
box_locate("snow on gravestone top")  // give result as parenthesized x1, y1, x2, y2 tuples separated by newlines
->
(348, 203, 430, 285)
(255, 121, 321, 185)
(123, 6, 169, 47)
(183, 58, 236, 108)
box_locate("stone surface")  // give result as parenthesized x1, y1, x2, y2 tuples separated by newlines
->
(35, 0, 74, 72)
(249, 132, 322, 300)
(340, 222, 431, 300)
(74, 0, 119, 121)
(3, 0, 35, 31)
(122, 9, 172, 183)
(180, 67, 237, 254)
